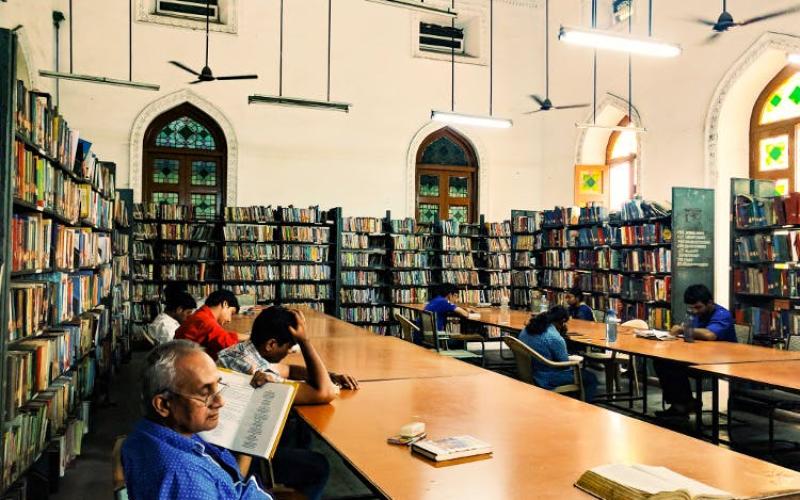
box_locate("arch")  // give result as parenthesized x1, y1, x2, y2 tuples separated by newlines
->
(13, 27, 37, 89)
(406, 122, 489, 218)
(129, 89, 238, 204)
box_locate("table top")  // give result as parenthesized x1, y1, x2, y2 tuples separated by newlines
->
(228, 308, 372, 340)
(692, 360, 800, 391)
(297, 371, 800, 499)
(283, 335, 484, 382)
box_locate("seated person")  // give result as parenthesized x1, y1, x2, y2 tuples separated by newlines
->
(175, 289, 240, 360)
(654, 284, 736, 418)
(218, 306, 359, 500)
(518, 306, 598, 401)
(122, 340, 272, 500)
(564, 285, 594, 321)
(149, 291, 197, 344)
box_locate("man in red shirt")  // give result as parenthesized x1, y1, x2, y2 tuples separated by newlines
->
(175, 289, 240, 359)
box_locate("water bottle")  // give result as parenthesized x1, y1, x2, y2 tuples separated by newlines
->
(539, 296, 549, 314)
(499, 291, 510, 325)
(605, 308, 619, 342)
(683, 311, 695, 343)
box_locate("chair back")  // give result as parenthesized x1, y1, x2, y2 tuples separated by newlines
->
(419, 310, 440, 350)
(591, 309, 606, 323)
(786, 335, 800, 351)
(112, 435, 127, 498)
(394, 312, 419, 343)
(621, 319, 648, 329)
(734, 324, 752, 345)
(236, 292, 257, 307)
(502, 336, 535, 384)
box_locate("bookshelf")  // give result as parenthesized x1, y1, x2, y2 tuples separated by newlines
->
(730, 178, 797, 345)
(435, 220, 482, 303)
(510, 209, 540, 309)
(387, 214, 432, 307)
(0, 27, 122, 493)
(479, 218, 512, 305)
(222, 205, 280, 305)
(112, 189, 133, 363)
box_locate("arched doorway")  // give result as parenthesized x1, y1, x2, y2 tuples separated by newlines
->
(415, 128, 479, 224)
(142, 103, 227, 218)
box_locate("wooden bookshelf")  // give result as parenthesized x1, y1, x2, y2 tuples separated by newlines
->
(510, 209, 540, 309)
(478, 218, 512, 305)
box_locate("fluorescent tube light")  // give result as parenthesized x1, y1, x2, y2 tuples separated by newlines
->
(365, 0, 457, 17)
(39, 70, 160, 91)
(431, 110, 512, 129)
(248, 94, 351, 112)
(558, 26, 681, 58)
(575, 123, 646, 133)
(788, 53, 800, 65)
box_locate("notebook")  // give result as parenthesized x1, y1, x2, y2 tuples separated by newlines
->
(411, 435, 492, 462)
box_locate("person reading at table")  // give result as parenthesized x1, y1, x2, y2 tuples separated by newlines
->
(654, 284, 736, 418)
(175, 289, 240, 360)
(217, 306, 359, 499)
(421, 283, 475, 346)
(518, 306, 598, 401)
(564, 285, 594, 321)
(122, 340, 272, 499)
(149, 290, 197, 345)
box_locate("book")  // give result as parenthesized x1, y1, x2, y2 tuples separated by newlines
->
(574, 464, 733, 500)
(410, 435, 492, 462)
(199, 370, 297, 459)
(634, 329, 677, 341)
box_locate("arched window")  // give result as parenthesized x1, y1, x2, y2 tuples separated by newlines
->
(142, 103, 227, 218)
(415, 128, 478, 224)
(750, 66, 800, 195)
(606, 116, 637, 210)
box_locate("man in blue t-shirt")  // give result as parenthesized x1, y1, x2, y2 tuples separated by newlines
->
(565, 286, 595, 321)
(654, 284, 737, 418)
(419, 284, 472, 343)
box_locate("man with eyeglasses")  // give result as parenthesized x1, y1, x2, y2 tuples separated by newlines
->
(122, 340, 272, 499)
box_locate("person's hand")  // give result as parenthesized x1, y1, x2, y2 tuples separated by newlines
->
(288, 309, 308, 343)
(670, 325, 684, 336)
(250, 370, 279, 388)
(330, 373, 359, 390)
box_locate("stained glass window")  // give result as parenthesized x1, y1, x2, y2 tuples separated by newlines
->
(759, 135, 789, 171)
(152, 192, 179, 205)
(449, 176, 468, 198)
(156, 116, 217, 150)
(449, 205, 468, 223)
(191, 161, 217, 186)
(420, 175, 439, 197)
(761, 72, 800, 124)
(153, 159, 179, 184)
(191, 193, 217, 218)
(419, 203, 439, 224)
(421, 137, 468, 165)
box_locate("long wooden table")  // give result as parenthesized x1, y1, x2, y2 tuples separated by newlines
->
(228, 308, 372, 339)
(297, 370, 800, 499)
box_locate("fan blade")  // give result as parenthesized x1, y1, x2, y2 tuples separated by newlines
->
(524, 109, 545, 115)
(553, 103, 591, 110)
(169, 61, 201, 76)
(740, 5, 800, 25)
(215, 74, 259, 81)
(530, 95, 546, 106)
(701, 32, 722, 45)
(690, 17, 718, 26)
(188, 79, 205, 85)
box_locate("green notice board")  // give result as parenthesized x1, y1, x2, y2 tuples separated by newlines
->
(671, 187, 715, 325)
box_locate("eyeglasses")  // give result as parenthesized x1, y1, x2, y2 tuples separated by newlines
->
(167, 381, 228, 407)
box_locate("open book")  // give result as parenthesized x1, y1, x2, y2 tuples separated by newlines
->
(575, 464, 733, 500)
(199, 369, 297, 459)
(635, 329, 677, 341)
(411, 435, 492, 462)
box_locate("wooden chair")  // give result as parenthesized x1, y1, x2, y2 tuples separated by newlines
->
(734, 324, 752, 345)
(502, 336, 585, 401)
(394, 312, 419, 343)
(112, 435, 128, 500)
(419, 310, 483, 363)
(591, 309, 606, 323)
(582, 319, 644, 398)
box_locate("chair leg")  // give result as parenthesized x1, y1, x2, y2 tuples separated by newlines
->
(769, 408, 775, 453)
(630, 356, 640, 398)
(604, 363, 614, 399)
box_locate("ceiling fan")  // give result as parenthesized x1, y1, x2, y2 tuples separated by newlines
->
(526, 0, 588, 114)
(169, 0, 257, 83)
(694, 0, 800, 43)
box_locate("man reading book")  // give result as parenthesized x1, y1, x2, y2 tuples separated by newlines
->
(654, 284, 737, 418)
(217, 306, 359, 500)
(175, 289, 241, 360)
(122, 340, 272, 500)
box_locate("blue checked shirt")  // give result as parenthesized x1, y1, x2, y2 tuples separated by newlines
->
(122, 418, 272, 500)
(217, 340, 285, 382)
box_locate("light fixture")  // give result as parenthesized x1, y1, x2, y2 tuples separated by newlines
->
(431, 110, 512, 128)
(788, 53, 800, 65)
(575, 123, 646, 133)
(558, 26, 681, 58)
(365, 0, 457, 18)
(249, 95, 350, 112)
(429, 0, 512, 129)
(249, 0, 350, 112)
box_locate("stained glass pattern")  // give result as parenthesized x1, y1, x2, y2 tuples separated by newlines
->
(152, 192, 179, 205)
(191, 161, 217, 186)
(419, 203, 439, 224)
(420, 175, 439, 197)
(449, 205, 468, 223)
(420, 137, 468, 165)
(156, 116, 217, 150)
(191, 193, 218, 219)
(775, 178, 790, 196)
(449, 176, 468, 198)
(761, 72, 800, 124)
(759, 135, 789, 171)
(153, 159, 179, 184)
